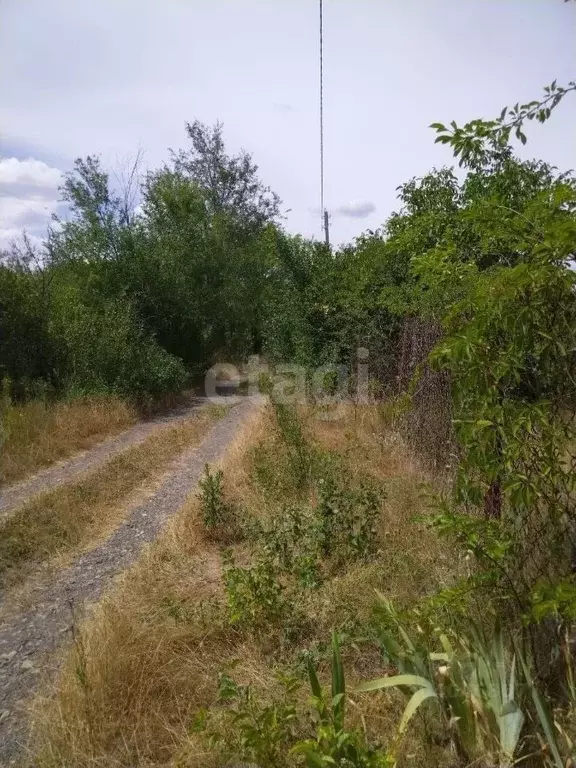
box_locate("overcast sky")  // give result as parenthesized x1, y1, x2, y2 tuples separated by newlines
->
(1, 0, 575, 250)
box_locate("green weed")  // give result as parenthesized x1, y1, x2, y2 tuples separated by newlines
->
(259, 504, 324, 589)
(222, 550, 286, 629)
(198, 464, 229, 529)
(317, 477, 382, 565)
(293, 633, 392, 768)
(195, 669, 301, 768)
(272, 401, 312, 489)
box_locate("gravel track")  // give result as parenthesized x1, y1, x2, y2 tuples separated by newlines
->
(0, 396, 259, 764)
(0, 397, 207, 520)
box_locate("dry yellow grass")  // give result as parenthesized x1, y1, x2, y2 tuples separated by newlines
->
(1, 395, 137, 487)
(309, 402, 454, 606)
(0, 405, 227, 590)
(29, 403, 456, 768)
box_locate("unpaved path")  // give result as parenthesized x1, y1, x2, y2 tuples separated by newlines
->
(0, 396, 259, 764)
(0, 397, 207, 519)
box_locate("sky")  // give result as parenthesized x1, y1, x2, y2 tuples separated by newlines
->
(1, 0, 575, 250)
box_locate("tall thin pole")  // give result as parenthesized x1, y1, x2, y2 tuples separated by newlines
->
(319, 0, 329, 246)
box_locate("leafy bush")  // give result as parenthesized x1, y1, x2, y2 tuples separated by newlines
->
(195, 669, 300, 768)
(317, 477, 381, 564)
(262, 403, 382, 573)
(198, 465, 229, 529)
(50, 287, 187, 397)
(253, 475, 382, 591)
(222, 551, 286, 629)
(0, 265, 55, 398)
(259, 504, 324, 589)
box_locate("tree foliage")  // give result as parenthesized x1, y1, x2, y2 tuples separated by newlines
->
(171, 119, 280, 232)
(1, 122, 283, 399)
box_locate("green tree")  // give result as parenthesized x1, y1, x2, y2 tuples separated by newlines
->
(171, 120, 281, 233)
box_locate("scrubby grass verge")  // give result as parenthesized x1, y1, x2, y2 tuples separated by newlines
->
(0, 390, 201, 489)
(0, 394, 138, 487)
(0, 404, 228, 589)
(29, 401, 459, 768)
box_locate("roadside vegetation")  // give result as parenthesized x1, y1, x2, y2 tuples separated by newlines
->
(0, 394, 137, 487)
(32, 393, 576, 767)
(32, 402, 451, 767)
(2, 3, 576, 764)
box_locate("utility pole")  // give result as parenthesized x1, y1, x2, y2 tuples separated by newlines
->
(320, 0, 330, 248)
(323, 209, 330, 247)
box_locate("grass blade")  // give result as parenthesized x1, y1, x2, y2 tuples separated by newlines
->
(356, 674, 434, 693)
(307, 657, 322, 701)
(331, 632, 345, 732)
(519, 654, 563, 768)
(398, 687, 438, 734)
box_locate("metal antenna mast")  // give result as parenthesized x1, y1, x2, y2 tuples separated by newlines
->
(320, 0, 330, 247)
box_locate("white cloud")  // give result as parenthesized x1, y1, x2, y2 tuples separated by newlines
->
(0, 228, 45, 253)
(0, 157, 61, 192)
(0, 157, 62, 248)
(335, 201, 376, 219)
(1, 1, 575, 245)
(0, 196, 56, 228)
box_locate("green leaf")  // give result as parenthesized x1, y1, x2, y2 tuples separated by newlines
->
(331, 632, 345, 732)
(519, 654, 564, 768)
(356, 674, 434, 692)
(307, 657, 322, 701)
(398, 686, 438, 734)
(498, 705, 524, 760)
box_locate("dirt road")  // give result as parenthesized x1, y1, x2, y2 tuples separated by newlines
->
(0, 396, 259, 764)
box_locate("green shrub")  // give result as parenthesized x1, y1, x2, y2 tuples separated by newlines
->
(198, 465, 229, 529)
(259, 504, 324, 589)
(317, 477, 381, 564)
(222, 551, 286, 628)
(248, 470, 381, 592)
(50, 288, 187, 397)
(254, 476, 382, 590)
(0, 266, 55, 398)
(195, 670, 300, 768)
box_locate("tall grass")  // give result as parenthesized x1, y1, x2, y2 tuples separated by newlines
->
(0, 395, 137, 487)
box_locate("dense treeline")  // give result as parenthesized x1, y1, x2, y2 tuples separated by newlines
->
(1, 122, 279, 399)
(3, 110, 574, 404)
